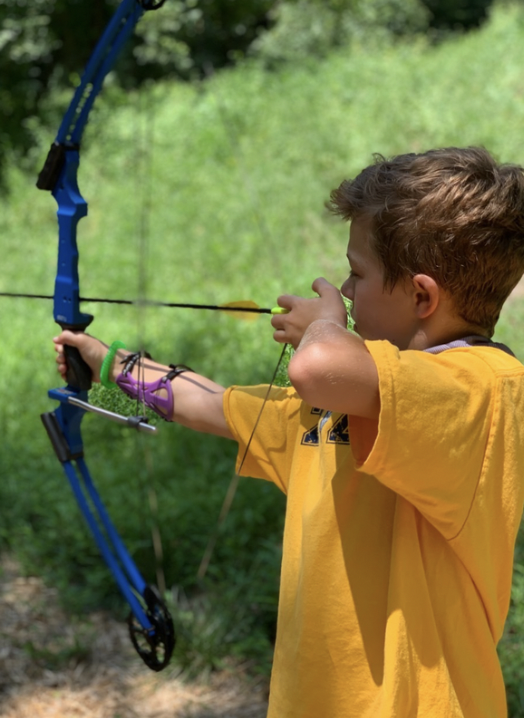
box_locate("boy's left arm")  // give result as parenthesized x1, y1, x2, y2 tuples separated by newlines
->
(272, 278, 380, 419)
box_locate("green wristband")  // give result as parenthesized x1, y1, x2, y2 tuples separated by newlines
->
(100, 341, 126, 388)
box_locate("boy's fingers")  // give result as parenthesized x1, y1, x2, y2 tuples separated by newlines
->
(277, 294, 297, 310)
(273, 326, 290, 345)
(312, 277, 337, 296)
(53, 329, 85, 347)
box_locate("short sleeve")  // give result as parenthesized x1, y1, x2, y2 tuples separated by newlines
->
(223, 384, 303, 493)
(351, 340, 496, 538)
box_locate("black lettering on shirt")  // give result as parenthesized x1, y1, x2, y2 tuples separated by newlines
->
(327, 415, 350, 445)
(301, 410, 350, 446)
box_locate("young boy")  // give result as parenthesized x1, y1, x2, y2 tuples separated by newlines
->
(54, 146, 524, 717)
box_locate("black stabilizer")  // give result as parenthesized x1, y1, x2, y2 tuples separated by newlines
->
(41, 411, 84, 463)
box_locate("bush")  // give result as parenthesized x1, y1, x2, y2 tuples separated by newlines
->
(420, 0, 494, 31)
(250, 0, 430, 65)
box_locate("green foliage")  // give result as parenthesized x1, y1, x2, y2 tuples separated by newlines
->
(421, 0, 494, 31)
(500, 566, 524, 716)
(250, 0, 430, 64)
(0, 0, 54, 187)
(89, 383, 160, 425)
(0, 0, 275, 188)
(132, 0, 277, 81)
(2, 2, 524, 689)
(1, 0, 494, 190)
(494, 305, 524, 715)
(168, 537, 280, 677)
(161, 0, 275, 74)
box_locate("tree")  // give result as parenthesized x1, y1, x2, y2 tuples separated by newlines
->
(0, 0, 275, 188)
(420, 0, 494, 31)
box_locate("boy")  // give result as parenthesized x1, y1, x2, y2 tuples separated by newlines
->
(54, 146, 524, 717)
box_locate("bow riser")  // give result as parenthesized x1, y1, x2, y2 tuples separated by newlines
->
(53, 149, 92, 331)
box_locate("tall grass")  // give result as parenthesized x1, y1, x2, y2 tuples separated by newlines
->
(1, 2, 524, 705)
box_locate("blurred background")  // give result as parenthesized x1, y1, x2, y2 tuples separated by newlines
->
(1, 0, 524, 715)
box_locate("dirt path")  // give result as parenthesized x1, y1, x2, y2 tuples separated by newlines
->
(0, 555, 268, 718)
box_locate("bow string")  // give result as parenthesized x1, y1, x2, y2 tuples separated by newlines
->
(37, 0, 174, 672)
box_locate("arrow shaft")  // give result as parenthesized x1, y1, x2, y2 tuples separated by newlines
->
(0, 292, 283, 314)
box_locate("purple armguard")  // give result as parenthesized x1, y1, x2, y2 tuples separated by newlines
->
(116, 363, 193, 421)
(116, 372, 174, 419)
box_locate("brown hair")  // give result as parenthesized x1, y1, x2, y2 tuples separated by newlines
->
(329, 147, 524, 335)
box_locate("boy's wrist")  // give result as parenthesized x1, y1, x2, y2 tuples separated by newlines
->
(113, 347, 135, 383)
(100, 341, 127, 387)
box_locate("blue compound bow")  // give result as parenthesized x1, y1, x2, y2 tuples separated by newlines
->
(37, 0, 175, 671)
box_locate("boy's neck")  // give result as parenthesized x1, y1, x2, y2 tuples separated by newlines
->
(404, 287, 490, 351)
(408, 323, 490, 351)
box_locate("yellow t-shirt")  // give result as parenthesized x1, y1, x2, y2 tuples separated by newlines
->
(223, 341, 524, 718)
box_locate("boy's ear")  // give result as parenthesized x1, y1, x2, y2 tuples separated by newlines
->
(411, 274, 440, 319)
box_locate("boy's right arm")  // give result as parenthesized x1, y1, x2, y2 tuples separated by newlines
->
(53, 331, 233, 440)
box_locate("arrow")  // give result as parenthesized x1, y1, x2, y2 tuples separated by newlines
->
(0, 292, 288, 316)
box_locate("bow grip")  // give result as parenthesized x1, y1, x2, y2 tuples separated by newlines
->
(63, 343, 93, 391)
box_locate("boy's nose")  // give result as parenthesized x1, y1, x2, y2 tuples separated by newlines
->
(340, 278, 353, 300)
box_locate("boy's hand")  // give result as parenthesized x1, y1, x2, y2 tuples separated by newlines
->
(53, 331, 108, 384)
(271, 278, 348, 349)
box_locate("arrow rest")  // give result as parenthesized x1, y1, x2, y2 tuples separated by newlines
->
(127, 585, 175, 671)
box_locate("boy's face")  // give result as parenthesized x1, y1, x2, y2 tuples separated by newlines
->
(341, 219, 417, 350)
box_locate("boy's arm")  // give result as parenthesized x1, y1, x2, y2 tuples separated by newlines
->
(289, 320, 380, 419)
(272, 278, 380, 420)
(53, 331, 233, 439)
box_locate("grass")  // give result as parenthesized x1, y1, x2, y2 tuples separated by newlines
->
(1, 1, 524, 705)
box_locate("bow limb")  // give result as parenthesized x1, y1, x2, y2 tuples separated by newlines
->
(38, 0, 174, 671)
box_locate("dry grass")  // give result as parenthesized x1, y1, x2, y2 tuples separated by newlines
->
(0, 555, 268, 718)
